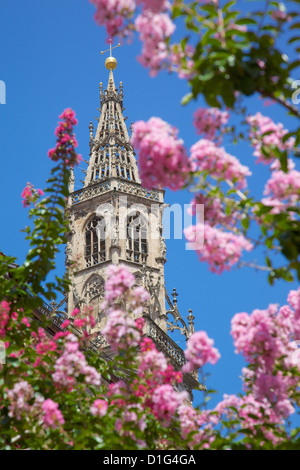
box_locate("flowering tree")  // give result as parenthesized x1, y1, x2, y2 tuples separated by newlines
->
(1, 0, 300, 451)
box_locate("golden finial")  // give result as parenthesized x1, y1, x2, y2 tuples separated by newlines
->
(100, 40, 121, 70)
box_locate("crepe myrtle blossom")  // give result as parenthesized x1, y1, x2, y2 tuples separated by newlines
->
(261, 161, 300, 214)
(212, 393, 286, 443)
(184, 223, 253, 274)
(48, 108, 82, 167)
(136, 0, 170, 13)
(193, 107, 229, 142)
(169, 42, 195, 79)
(183, 331, 220, 373)
(90, 399, 108, 417)
(104, 264, 135, 302)
(131, 117, 190, 190)
(42, 399, 65, 429)
(231, 291, 300, 367)
(101, 308, 142, 350)
(271, 8, 292, 22)
(151, 384, 188, 426)
(230, 292, 300, 419)
(0, 300, 10, 338)
(7, 380, 35, 421)
(246, 112, 295, 165)
(90, 0, 135, 37)
(188, 192, 240, 228)
(21, 183, 44, 208)
(135, 11, 176, 76)
(190, 139, 251, 189)
(52, 334, 101, 390)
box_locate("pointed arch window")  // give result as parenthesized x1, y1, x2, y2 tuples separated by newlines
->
(85, 217, 106, 267)
(127, 213, 148, 263)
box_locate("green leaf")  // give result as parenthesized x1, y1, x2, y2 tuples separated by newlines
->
(181, 92, 193, 106)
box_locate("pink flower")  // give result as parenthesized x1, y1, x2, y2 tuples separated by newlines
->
(136, 0, 169, 13)
(90, 399, 108, 417)
(59, 108, 78, 125)
(42, 399, 65, 429)
(190, 139, 251, 189)
(261, 163, 300, 215)
(151, 384, 187, 426)
(61, 319, 70, 329)
(135, 11, 175, 76)
(21, 317, 30, 328)
(52, 334, 101, 390)
(7, 380, 34, 420)
(131, 117, 190, 190)
(183, 331, 220, 372)
(271, 9, 291, 22)
(168, 43, 195, 79)
(138, 347, 168, 374)
(102, 308, 141, 350)
(178, 404, 202, 440)
(135, 316, 145, 333)
(193, 108, 229, 142)
(48, 108, 81, 167)
(91, 0, 135, 37)
(246, 112, 295, 164)
(184, 223, 253, 274)
(105, 264, 135, 302)
(74, 318, 86, 328)
(21, 183, 44, 208)
(188, 192, 239, 228)
(71, 308, 80, 317)
(0, 300, 10, 338)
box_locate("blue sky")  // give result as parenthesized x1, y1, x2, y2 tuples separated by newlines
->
(0, 0, 299, 412)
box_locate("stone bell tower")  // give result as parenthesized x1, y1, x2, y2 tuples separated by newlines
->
(65, 48, 199, 397)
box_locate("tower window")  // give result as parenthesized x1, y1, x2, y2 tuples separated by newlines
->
(127, 213, 148, 264)
(85, 217, 106, 267)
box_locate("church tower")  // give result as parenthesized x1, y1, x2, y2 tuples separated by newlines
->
(65, 48, 199, 397)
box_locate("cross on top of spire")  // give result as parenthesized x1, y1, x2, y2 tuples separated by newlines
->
(101, 38, 121, 71)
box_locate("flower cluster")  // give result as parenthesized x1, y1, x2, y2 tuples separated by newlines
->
(210, 393, 285, 445)
(184, 223, 253, 274)
(42, 399, 65, 429)
(131, 117, 190, 190)
(52, 334, 101, 391)
(135, 11, 176, 76)
(101, 265, 150, 350)
(101, 309, 142, 351)
(271, 8, 292, 22)
(104, 264, 135, 302)
(48, 108, 82, 167)
(246, 112, 295, 164)
(21, 183, 44, 208)
(230, 289, 300, 421)
(193, 107, 229, 142)
(0, 300, 10, 338)
(167, 42, 195, 79)
(188, 192, 240, 228)
(262, 160, 300, 214)
(90, 399, 108, 417)
(152, 384, 187, 426)
(183, 331, 220, 372)
(190, 139, 251, 189)
(136, 0, 169, 13)
(90, 0, 135, 37)
(7, 380, 35, 421)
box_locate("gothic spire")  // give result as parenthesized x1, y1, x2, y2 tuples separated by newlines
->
(84, 51, 141, 187)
